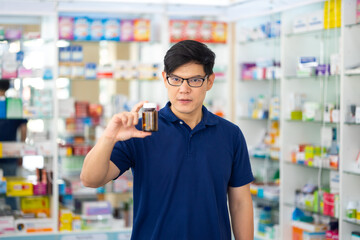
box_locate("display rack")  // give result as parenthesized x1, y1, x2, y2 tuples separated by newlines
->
(235, 12, 281, 239)
(0, 7, 60, 238)
(339, 0, 360, 239)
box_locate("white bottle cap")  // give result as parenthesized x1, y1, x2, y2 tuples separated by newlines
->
(143, 103, 157, 109)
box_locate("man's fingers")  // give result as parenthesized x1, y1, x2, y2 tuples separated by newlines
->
(131, 100, 148, 113)
(132, 112, 139, 125)
(132, 130, 152, 138)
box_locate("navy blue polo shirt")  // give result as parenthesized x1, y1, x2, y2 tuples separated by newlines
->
(110, 102, 253, 240)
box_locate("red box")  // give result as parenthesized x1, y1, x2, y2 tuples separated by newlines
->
(75, 101, 89, 118)
(323, 192, 335, 217)
(88, 104, 103, 117)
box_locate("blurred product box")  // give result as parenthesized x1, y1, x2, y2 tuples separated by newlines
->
(21, 196, 50, 217)
(14, 218, 53, 233)
(59, 98, 75, 118)
(88, 104, 103, 117)
(75, 101, 89, 118)
(6, 178, 33, 197)
(0, 216, 15, 235)
(0, 97, 5, 118)
(33, 183, 47, 196)
(6, 98, 22, 119)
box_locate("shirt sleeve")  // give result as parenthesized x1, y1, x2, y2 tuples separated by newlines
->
(110, 140, 135, 180)
(228, 128, 254, 187)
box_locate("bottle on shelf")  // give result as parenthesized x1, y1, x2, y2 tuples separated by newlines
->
(328, 127, 339, 169)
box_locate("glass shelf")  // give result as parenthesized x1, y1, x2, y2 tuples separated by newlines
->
(345, 72, 360, 76)
(284, 161, 338, 172)
(251, 156, 279, 162)
(252, 195, 279, 207)
(239, 116, 269, 121)
(286, 28, 341, 38)
(240, 78, 279, 82)
(343, 170, 360, 176)
(343, 219, 360, 226)
(284, 202, 338, 220)
(285, 75, 339, 80)
(67, 78, 161, 82)
(285, 119, 339, 126)
(0, 117, 53, 120)
(239, 36, 280, 45)
(345, 122, 360, 126)
(345, 22, 360, 28)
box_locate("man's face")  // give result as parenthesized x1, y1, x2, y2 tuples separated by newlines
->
(162, 62, 215, 119)
(0, 90, 5, 97)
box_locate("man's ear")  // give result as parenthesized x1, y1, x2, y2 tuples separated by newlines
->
(162, 71, 168, 88)
(206, 73, 215, 91)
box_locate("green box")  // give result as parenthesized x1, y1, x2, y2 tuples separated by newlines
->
(6, 98, 23, 118)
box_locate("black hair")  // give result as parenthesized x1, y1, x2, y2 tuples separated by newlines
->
(164, 40, 215, 76)
(0, 79, 10, 91)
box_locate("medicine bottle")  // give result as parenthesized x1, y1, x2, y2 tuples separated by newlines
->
(142, 103, 158, 132)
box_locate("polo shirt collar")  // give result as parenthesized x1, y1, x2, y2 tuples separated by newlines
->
(160, 101, 219, 126)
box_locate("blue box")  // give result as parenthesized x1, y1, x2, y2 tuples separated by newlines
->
(0, 98, 6, 118)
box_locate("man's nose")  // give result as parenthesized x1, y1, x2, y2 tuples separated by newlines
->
(179, 80, 191, 92)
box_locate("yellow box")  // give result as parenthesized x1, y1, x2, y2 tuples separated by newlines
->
(21, 196, 50, 217)
(59, 223, 72, 232)
(6, 178, 33, 196)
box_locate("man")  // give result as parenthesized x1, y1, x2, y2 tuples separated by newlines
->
(81, 40, 254, 239)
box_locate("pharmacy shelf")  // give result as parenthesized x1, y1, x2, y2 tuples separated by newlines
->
(284, 161, 338, 172)
(285, 27, 341, 38)
(343, 170, 360, 177)
(283, 202, 338, 220)
(239, 116, 269, 121)
(252, 195, 279, 207)
(0, 117, 54, 120)
(240, 79, 280, 82)
(239, 36, 280, 45)
(285, 119, 339, 126)
(251, 156, 279, 162)
(345, 122, 360, 125)
(343, 219, 360, 226)
(345, 22, 360, 28)
(345, 72, 360, 77)
(285, 75, 339, 80)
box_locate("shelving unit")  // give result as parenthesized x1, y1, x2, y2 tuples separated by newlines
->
(235, 12, 281, 239)
(0, 5, 60, 238)
(339, 0, 360, 239)
(280, 1, 342, 239)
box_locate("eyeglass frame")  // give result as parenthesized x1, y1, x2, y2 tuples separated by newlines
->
(166, 74, 208, 88)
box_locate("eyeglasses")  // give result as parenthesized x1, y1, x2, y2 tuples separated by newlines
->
(166, 75, 208, 88)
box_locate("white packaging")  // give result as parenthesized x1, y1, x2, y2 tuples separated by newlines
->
(293, 15, 308, 33)
(356, 106, 360, 124)
(14, 218, 54, 233)
(58, 98, 75, 118)
(307, 11, 324, 31)
(330, 171, 340, 194)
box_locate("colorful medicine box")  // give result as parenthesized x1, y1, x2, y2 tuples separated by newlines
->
(21, 196, 50, 217)
(6, 179, 33, 197)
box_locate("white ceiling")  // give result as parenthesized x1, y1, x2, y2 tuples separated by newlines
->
(0, 0, 324, 21)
